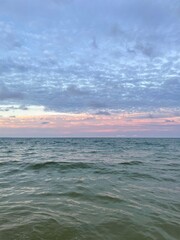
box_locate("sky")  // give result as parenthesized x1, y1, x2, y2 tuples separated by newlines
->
(0, 0, 180, 137)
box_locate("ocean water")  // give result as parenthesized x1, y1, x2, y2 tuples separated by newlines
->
(0, 138, 180, 240)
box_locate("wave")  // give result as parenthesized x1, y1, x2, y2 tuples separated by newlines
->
(26, 161, 96, 171)
(60, 191, 124, 204)
(118, 160, 143, 166)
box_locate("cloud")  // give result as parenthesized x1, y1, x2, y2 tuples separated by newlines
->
(0, 0, 179, 116)
(95, 111, 111, 116)
(0, 22, 22, 51)
(0, 105, 28, 112)
(41, 121, 50, 125)
(64, 84, 91, 96)
(0, 82, 23, 101)
(165, 119, 175, 123)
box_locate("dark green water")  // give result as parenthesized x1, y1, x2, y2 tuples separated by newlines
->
(0, 138, 180, 240)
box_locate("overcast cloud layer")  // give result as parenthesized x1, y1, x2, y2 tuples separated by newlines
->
(0, 0, 180, 115)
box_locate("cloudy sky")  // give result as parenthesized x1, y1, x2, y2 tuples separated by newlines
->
(0, 0, 180, 137)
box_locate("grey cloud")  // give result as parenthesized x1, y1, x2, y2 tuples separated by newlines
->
(95, 111, 111, 116)
(41, 122, 50, 125)
(64, 85, 91, 96)
(0, 83, 24, 101)
(89, 101, 108, 109)
(135, 43, 157, 58)
(19, 105, 29, 110)
(0, 105, 28, 111)
(165, 120, 175, 123)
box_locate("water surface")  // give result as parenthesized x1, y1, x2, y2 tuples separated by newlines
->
(0, 138, 180, 240)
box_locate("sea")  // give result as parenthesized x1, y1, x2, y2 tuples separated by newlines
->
(0, 138, 179, 240)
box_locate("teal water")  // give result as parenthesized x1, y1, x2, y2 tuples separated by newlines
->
(0, 138, 180, 240)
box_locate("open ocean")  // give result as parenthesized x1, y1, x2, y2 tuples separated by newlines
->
(0, 138, 179, 240)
